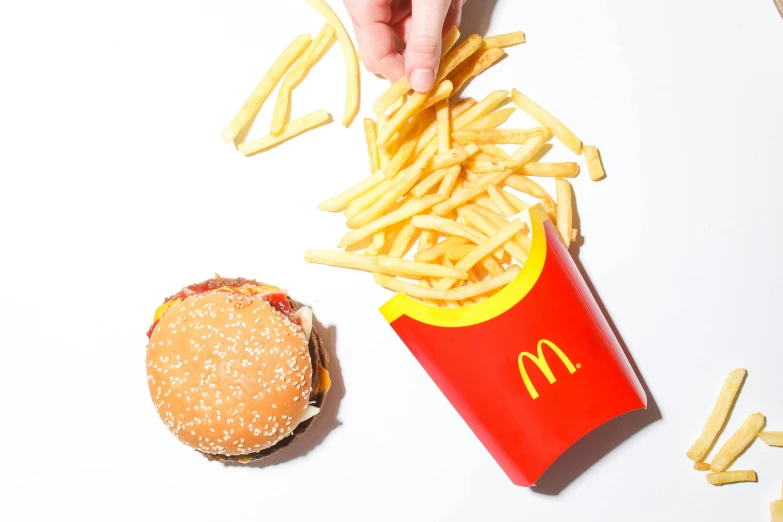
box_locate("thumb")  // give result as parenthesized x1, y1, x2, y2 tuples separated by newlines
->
(404, 0, 451, 92)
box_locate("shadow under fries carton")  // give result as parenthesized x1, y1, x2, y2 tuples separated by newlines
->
(379, 204, 647, 487)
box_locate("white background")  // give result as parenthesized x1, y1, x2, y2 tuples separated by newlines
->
(2, 0, 782, 520)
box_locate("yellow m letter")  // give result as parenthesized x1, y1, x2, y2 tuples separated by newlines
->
(518, 339, 578, 399)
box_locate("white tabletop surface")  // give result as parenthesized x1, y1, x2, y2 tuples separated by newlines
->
(2, 0, 783, 520)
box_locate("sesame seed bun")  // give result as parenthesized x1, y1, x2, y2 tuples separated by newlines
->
(145, 278, 328, 462)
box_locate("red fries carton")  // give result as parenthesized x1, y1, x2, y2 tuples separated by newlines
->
(380, 205, 647, 487)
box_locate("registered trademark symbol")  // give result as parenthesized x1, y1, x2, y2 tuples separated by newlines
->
(576, 363, 582, 369)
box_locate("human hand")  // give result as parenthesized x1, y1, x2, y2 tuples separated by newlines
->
(343, 0, 466, 92)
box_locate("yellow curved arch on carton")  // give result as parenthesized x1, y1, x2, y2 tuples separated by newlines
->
(379, 204, 549, 327)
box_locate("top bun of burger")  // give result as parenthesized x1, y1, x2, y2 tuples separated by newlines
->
(145, 277, 329, 462)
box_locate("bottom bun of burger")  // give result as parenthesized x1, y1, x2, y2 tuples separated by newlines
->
(145, 277, 329, 463)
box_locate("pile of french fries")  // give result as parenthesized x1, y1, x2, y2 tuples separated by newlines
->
(687, 369, 783, 519)
(305, 26, 606, 306)
(222, 0, 360, 155)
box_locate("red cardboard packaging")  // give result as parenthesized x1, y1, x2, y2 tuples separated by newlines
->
(380, 204, 647, 486)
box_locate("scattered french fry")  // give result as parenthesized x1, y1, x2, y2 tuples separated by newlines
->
(338, 194, 446, 248)
(379, 81, 453, 145)
(584, 145, 606, 181)
(441, 26, 461, 57)
(413, 165, 462, 198)
(364, 119, 380, 173)
(488, 184, 518, 217)
(436, 34, 483, 82)
(686, 369, 748, 462)
(222, 34, 312, 144)
(318, 172, 385, 212)
(482, 31, 526, 49)
(414, 236, 469, 263)
(710, 412, 766, 473)
(450, 48, 506, 94)
(376, 255, 468, 280)
(388, 223, 419, 259)
(453, 127, 548, 144)
(271, 24, 336, 135)
(436, 99, 450, 153)
(478, 143, 511, 159)
(759, 432, 783, 447)
(520, 162, 580, 178)
(306, 0, 360, 127)
(512, 89, 582, 154)
(772, 500, 783, 522)
(693, 461, 711, 472)
(706, 470, 758, 486)
(237, 110, 332, 156)
(556, 179, 573, 249)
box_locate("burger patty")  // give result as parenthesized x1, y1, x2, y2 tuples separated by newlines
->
(183, 278, 329, 463)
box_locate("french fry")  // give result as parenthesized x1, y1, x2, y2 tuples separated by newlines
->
(433, 134, 550, 216)
(388, 222, 419, 258)
(556, 179, 573, 248)
(418, 230, 436, 253)
(347, 148, 436, 228)
(436, 99, 450, 153)
(445, 244, 474, 261)
(459, 206, 530, 263)
(374, 77, 411, 115)
(411, 215, 487, 245)
(435, 220, 525, 290)
(338, 194, 446, 248)
(222, 34, 312, 144)
(473, 195, 504, 216)
(686, 369, 748, 462)
(413, 165, 461, 198)
(512, 88, 582, 154)
(520, 162, 580, 178)
(438, 166, 462, 196)
(374, 265, 520, 301)
(693, 462, 711, 472)
(376, 255, 468, 280)
(344, 178, 393, 218)
(453, 128, 547, 145)
(450, 48, 506, 94)
(304, 250, 385, 274)
(318, 172, 385, 212)
(373, 231, 386, 250)
(759, 432, 783, 447)
(478, 144, 511, 159)
(584, 145, 606, 181)
(306, 0, 360, 127)
(271, 24, 336, 135)
(441, 26, 461, 57)
(706, 470, 757, 486)
(772, 500, 783, 522)
(504, 175, 557, 222)
(414, 236, 469, 263)
(449, 91, 511, 134)
(417, 279, 441, 306)
(482, 31, 526, 49)
(383, 131, 418, 179)
(364, 119, 380, 173)
(499, 188, 529, 212)
(428, 147, 472, 172)
(481, 256, 505, 277)
(379, 81, 453, 145)
(488, 184, 518, 217)
(436, 34, 483, 82)
(710, 412, 766, 473)
(237, 110, 332, 156)
(463, 159, 523, 173)
(415, 98, 478, 155)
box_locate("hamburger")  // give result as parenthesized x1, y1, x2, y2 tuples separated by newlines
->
(145, 276, 330, 463)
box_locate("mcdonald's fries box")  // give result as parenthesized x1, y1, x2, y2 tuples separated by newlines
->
(380, 205, 647, 487)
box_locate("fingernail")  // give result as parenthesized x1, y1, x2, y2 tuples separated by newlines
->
(409, 68, 434, 92)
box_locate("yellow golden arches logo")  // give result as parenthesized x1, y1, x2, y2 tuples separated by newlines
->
(518, 339, 579, 400)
